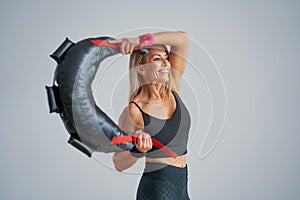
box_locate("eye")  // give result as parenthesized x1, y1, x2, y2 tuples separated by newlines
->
(154, 57, 160, 61)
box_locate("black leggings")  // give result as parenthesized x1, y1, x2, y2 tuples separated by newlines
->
(136, 163, 190, 200)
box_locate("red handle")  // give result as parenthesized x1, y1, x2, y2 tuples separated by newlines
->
(111, 135, 178, 158)
(90, 39, 148, 55)
(90, 39, 120, 48)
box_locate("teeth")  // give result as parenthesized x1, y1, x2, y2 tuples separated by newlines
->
(159, 70, 169, 73)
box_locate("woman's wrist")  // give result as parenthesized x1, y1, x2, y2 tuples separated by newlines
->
(130, 145, 146, 158)
(138, 33, 155, 49)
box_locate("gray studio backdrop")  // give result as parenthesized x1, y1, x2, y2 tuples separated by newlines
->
(1, 0, 299, 199)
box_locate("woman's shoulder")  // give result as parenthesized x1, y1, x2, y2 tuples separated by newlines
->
(118, 102, 144, 131)
(170, 88, 182, 99)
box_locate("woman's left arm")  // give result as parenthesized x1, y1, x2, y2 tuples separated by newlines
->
(108, 31, 189, 93)
(153, 31, 189, 93)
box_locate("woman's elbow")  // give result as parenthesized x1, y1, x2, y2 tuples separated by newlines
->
(178, 31, 188, 37)
(112, 153, 124, 172)
(113, 152, 135, 172)
(114, 165, 124, 172)
(177, 31, 188, 45)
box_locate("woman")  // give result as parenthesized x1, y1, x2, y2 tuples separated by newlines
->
(110, 31, 191, 200)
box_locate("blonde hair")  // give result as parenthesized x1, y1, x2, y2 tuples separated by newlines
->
(128, 45, 171, 103)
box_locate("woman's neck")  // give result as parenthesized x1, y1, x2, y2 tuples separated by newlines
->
(139, 83, 168, 101)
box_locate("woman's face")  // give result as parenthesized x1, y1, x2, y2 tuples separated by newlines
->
(139, 47, 170, 84)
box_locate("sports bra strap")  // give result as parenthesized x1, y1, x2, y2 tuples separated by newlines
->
(129, 101, 144, 113)
(129, 91, 177, 116)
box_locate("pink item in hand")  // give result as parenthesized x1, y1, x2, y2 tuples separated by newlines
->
(139, 33, 155, 49)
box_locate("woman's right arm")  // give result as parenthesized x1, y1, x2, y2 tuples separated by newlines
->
(112, 104, 152, 172)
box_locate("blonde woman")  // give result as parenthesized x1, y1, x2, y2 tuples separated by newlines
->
(109, 31, 191, 200)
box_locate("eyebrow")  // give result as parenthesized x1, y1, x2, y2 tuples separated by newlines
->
(151, 54, 169, 58)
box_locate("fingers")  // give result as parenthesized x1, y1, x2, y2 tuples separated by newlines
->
(145, 134, 152, 149)
(119, 42, 126, 55)
(129, 45, 134, 55)
(137, 132, 143, 149)
(136, 131, 152, 153)
(108, 38, 138, 55)
(124, 43, 131, 55)
(124, 44, 135, 55)
(142, 133, 151, 149)
(119, 40, 132, 55)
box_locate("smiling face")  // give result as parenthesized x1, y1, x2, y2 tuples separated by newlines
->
(138, 46, 170, 84)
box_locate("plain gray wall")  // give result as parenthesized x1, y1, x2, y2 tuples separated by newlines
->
(1, 0, 299, 199)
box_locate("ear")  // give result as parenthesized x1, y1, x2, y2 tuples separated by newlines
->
(137, 65, 145, 76)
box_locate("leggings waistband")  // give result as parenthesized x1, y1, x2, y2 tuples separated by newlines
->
(144, 162, 187, 172)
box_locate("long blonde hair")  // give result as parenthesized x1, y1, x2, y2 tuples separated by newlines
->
(128, 45, 171, 103)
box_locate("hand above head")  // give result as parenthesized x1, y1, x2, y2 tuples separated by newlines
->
(108, 38, 139, 55)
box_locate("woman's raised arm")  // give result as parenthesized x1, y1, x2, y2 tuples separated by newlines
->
(153, 31, 189, 81)
(108, 31, 189, 93)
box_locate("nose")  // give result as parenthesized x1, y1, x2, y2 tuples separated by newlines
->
(162, 58, 169, 66)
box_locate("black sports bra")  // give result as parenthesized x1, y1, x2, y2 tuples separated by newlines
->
(130, 90, 191, 158)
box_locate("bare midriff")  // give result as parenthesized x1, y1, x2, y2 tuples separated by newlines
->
(146, 154, 187, 168)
